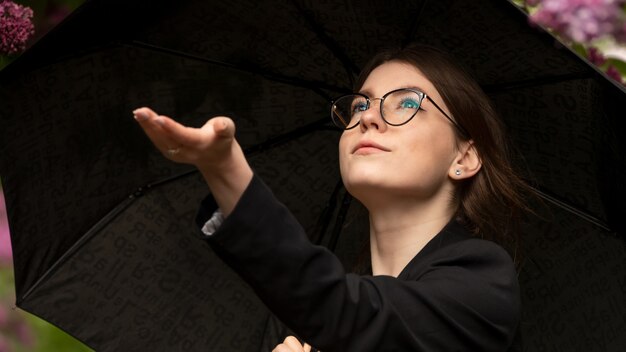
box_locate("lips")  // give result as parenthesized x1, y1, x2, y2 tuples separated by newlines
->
(352, 140, 390, 154)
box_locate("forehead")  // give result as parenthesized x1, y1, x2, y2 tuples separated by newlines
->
(359, 61, 438, 98)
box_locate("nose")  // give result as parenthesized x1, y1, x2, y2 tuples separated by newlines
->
(359, 98, 387, 132)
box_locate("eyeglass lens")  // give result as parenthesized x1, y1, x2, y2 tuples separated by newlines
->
(331, 89, 423, 129)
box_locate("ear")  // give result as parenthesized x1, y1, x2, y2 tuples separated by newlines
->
(448, 140, 482, 180)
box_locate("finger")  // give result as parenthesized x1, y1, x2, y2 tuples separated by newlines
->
(133, 107, 179, 151)
(133, 106, 158, 123)
(283, 336, 304, 351)
(133, 107, 170, 132)
(135, 107, 203, 147)
(159, 115, 235, 148)
(303, 343, 312, 352)
(210, 116, 236, 139)
(156, 114, 209, 146)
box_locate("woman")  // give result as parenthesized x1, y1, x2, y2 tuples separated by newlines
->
(132, 44, 529, 351)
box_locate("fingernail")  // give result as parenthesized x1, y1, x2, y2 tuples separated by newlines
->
(133, 110, 149, 121)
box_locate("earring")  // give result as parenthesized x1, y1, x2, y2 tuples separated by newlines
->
(455, 169, 461, 176)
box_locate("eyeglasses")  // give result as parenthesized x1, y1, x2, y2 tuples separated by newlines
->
(330, 88, 469, 137)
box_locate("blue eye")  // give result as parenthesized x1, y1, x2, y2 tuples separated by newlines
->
(400, 98, 420, 109)
(352, 102, 368, 113)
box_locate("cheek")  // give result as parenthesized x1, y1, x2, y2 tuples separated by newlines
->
(402, 130, 456, 172)
(338, 133, 348, 153)
(338, 131, 351, 157)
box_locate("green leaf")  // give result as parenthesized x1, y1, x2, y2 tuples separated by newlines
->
(26, 313, 95, 352)
(571, 42, 588, 59)
(606, 58, 626, 77)
(0, 56, 15, 71)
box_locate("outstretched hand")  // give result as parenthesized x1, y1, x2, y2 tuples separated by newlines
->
(132, 107, 236, 169)
(132, 107, 253, 216)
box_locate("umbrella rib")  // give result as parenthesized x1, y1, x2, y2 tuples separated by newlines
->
(481, 72, 593, 93)
(146, 117, 339, 191)
(145, 175, 614, 236)
(244, 119, 338, 155)
(402, 0, 428, 47)
(18, 120, 338, 301)
(20, 117, 336, 300)
(18, 195, 139, 302)
(125, 41, 351, 98)
(530, 185, 612, 232)
(289, 0, 360, 87)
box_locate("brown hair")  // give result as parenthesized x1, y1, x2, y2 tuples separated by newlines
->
(354, 44, 533, 264)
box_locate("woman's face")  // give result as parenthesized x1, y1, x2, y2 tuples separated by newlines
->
(339, 60, 460, 202)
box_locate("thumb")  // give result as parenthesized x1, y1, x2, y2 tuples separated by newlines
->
(211, 116, 236, 139)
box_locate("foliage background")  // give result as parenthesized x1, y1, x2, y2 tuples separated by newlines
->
(2, 3, 92, 352)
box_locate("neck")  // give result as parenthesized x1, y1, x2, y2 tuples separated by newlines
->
(364, 192, 456, 277)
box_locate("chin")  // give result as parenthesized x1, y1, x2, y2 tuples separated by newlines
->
(343, 175, 388, 197)
(340, 160, 393, 195)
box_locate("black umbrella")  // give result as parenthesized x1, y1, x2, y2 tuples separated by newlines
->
(1, 0, 625, 350)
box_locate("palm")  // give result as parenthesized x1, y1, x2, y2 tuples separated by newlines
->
(133, 107, 236, 168)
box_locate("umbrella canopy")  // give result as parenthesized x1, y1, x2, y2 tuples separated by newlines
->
(1, 0, 625, 350)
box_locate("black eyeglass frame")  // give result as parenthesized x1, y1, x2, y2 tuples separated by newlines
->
(330, 88, 470, 138)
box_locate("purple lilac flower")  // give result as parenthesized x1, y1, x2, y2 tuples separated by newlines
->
(588, 46, 607, 65)
(12, 319, 34, 346)
(0, 0, 35, 55)
(0, 190, 11, 265)
(606, 65, 624, 82)
(0, 306, 36, 352)
(530, 0, 626, 43)
(0, 298, 35, 351)
(615, 22, 626, 42)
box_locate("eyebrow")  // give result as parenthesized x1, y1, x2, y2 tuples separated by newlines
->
(358, 85, 429, 97)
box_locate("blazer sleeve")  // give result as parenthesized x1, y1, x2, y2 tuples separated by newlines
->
(196, 174, 520, 352)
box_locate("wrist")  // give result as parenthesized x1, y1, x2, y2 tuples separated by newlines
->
(197, 142, 253, 216)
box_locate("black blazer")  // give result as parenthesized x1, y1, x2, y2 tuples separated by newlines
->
(196, 175, 520, 351)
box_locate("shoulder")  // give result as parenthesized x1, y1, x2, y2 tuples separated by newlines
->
(413, 236, 518, 289)
(410, 237, 520, 344)
(436, 237, 516, 270)
(377, 234, 520, 350)
(399, 221, 521, 322)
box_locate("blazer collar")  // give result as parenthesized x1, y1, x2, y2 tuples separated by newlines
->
(396, 218, 472, 280)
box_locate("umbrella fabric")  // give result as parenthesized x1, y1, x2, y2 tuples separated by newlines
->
(0, 0, 625, 350)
